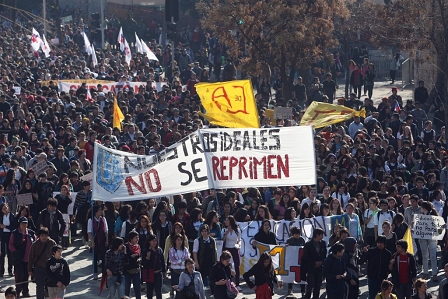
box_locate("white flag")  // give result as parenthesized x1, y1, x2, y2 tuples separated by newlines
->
(91, 44, 98, 67)
(40, 34, 51, 57)
(117, 27, 125, 51)
(141, 39, 159, 61)
(31, 28, 42, 52)
(124, 38, 132, 65)
(81, 32, 93, 55)
(135, 32, 143, 54)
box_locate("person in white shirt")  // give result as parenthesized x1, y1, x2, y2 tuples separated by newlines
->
(331, 182, 351, 210)
(373, 199, 395, 238)
(301, 188, 321, 208)
(221, 215, 242, 291)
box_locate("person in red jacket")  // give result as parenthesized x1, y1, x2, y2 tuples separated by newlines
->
(84, 131, 101, 162)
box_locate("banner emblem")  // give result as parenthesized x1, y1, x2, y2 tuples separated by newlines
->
(96, 147, 123, 193)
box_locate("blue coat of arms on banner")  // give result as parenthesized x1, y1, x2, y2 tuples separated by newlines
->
(96, 146, 123, 193)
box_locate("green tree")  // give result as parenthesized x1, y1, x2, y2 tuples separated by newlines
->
(196, 0, 349, 100)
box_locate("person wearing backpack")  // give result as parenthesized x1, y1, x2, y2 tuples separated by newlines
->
(173, 258, 206, 299)
(374, 199, 396, 239)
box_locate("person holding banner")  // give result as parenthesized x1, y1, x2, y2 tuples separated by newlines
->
(419, 201, 439, 281)
(243, 252, 279, 299)
(253, 220, 277, 247)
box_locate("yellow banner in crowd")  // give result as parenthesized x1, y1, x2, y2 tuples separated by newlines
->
(300, 102, 366, 128)
(196, 79, 260, 128)
(113, 97, 125, 130)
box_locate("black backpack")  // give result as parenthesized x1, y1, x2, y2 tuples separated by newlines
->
(182, 272, 199, 299)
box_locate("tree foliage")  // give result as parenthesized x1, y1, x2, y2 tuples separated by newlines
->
(196, 0, 349, 99)
(367, 0, 448, 140)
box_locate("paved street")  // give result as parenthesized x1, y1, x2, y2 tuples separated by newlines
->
(0, 81, 428, 299)
(1, 234, 442, 298)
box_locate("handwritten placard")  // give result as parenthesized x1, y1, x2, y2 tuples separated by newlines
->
(274, 107, 293, 120)
(32, 160, 49, 176)
(16, 193, 33, 205)
(413, 214, 446, 240)
(13, 86, 21, 95)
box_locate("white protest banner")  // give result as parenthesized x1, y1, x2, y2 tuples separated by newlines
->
(199, 127, 316, 189)
(58, 81, 167, 94)
(232, 215, 349, 282)
(80, 172, 93, 185)
(92, 131, 209, 202)
(16, 193, 33, 205)
(13, 86, 21, 95)
(93, 127, 316, 202)
(274, 107, 293, 120)
(412, 214, 446, 240)
(32, 160, 49, 176)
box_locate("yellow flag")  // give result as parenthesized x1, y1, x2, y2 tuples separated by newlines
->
(300, 102, 366, 128)
(196, 79, 260, 128)
(403, 226, 414, 255)
(113, 97, 125, 131)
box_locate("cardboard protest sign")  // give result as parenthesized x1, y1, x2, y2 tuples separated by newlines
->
(413, 214, 446, 240)
(16, 193, 33, 205)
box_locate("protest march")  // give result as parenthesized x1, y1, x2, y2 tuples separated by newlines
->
(0, 2, 448, 299)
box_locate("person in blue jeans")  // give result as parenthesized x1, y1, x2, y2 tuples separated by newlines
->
(124, 231, 142, 299)
(359, 235, 392, 299)
(104, 237, 126, 299)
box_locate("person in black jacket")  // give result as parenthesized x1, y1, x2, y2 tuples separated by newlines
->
(323, 243, 347, 299)
(359, 235, 392, 299)
(124, 230, 142, 299)
(389, 239, 417, 299)
(342, 237, 360, 299)
(45, 245, 70, 299)
(243, 252, 278, 298)
(253, 220, 277, 248)
(142, 233, 166, 299)
(209, 250, 236, 299)
(302, 228, 327, 299)
(36, 198, 66, 244)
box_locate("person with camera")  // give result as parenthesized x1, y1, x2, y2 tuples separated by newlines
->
(28, 227, 56, 299)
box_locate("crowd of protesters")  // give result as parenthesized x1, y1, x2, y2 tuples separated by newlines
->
(0, 5, 446, 299)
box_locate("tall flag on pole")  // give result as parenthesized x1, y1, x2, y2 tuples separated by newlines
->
(123, 38, 132, 65)
(196, 79, 260, 128)
(117, 27, 125, 51)
(31, 28, 42, 52)
(91, 44, 98, 67)
(141, 39, 159, 61)
(40, 34, 51, 57)
(82, 32, 93, 55)
(135, 33, 143, 54)
(113, 97, 125, 130)
(403, 227, 415, 255)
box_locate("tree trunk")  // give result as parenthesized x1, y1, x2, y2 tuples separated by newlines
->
(430, 53, 448, 143)
(343, 40, 350, 98)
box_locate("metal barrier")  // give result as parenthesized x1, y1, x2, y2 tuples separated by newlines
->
(401, 58, 414, 89)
